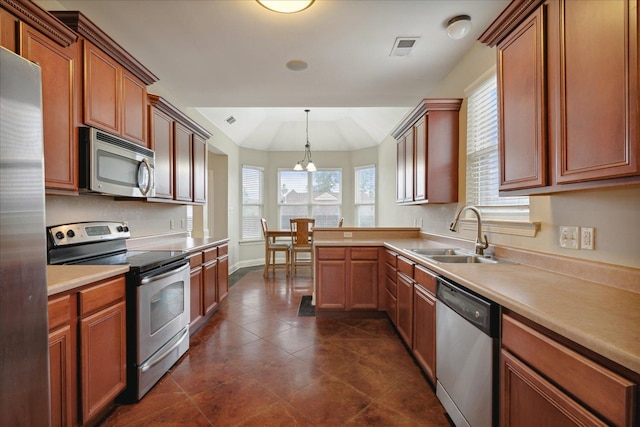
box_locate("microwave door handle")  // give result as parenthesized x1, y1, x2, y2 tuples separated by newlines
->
(139, 158, 152, 196)
(141, 262, 189, 284)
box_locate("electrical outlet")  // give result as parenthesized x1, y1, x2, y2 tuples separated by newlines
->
(181, 218, 186, 228)
(581, 227, 595, 250)
(343, 232, 353, 238)
(170, 219, 175, 230)
(559, 225, 579, 249)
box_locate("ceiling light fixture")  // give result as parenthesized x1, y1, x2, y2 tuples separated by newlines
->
(446, 15, 472, 40)
(293, 109, 316, 172)
(257, 0, 315, 14)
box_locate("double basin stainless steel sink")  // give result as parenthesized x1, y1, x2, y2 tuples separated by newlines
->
(408, 248, 501, 264)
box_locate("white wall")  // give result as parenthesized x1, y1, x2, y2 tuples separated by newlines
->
(376, 42, 640, 269)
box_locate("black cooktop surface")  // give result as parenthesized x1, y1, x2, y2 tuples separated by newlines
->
(68, 250, 186, 272)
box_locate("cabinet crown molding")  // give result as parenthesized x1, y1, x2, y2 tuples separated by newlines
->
(478, 0, 544, 47)
(1, 0, 77, 46)
(148, 94, 212, 139)
(391, 98, 462, 140)
(50, 10, 159, 85)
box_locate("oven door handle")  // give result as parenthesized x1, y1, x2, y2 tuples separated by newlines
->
(141, 262, 189, 284)
(140, 327, 189, 373)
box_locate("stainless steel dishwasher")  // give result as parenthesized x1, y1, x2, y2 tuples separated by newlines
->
(436, 276, 499, 427)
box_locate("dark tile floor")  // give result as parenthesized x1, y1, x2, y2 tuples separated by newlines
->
(100, 268, 451, 426)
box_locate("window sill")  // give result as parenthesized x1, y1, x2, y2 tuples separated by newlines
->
(459, 218, 540, 237)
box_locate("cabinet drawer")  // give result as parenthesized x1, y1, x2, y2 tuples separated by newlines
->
(317, 247, 346, 260)
(203, 247, 217, 263)
(48, 294, 72, 330)
(502, 314, 636, 427)
(217, 244, 228, 257)
(351, 247, 378, 260)
(79, 276, 125, 316)
(384, 250, 397, 268)
(397, 256, 414, 278)
(385, 263, 397, 282)
(189, 252, 203, 268)
(414, 265, 436, 294)
(385, 275, 397, 297)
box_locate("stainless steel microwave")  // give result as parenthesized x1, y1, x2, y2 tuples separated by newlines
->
(79, 127, 155, 198)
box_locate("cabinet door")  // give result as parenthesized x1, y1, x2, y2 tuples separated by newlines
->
(553, 0, 639, 183)
(79, 301, 126, 424)
(121, 69, 147, 146)
(349, 260, 378, 309)
(385, 288, 397, 326)
(0, 8, 18, 52)
(413, 117, 427, 201)
(189, 265, 204, 332)
(413, 284, 436, 384)
(497, 8, 547, 190)
(316, 260, 347, 309)
(192, 134, 207, 203)
(501, 350, 607, 427)
(83, 40, 120, 136)
(149, 106, 174, 199)
(174, 122, 193, 202)
(427, 109, 459, 203)
(49, 325, 72, 427)
(21, 24, 79, 192)
(396, 136, 405, 203)
(217, 254, 229, 303)
(203, 260, 218, 316)
(404, 128, 414, 202)
(396, 272, 413, 347)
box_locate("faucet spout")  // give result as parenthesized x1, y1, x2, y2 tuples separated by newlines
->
(450, 206, 489, 255)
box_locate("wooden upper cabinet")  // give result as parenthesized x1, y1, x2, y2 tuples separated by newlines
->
(392, 98, 461, 204)
(21, 23, 79, 192)
(481, 0, 639, 193)
(83, 40, 120, 136)
(0, 8, 19, 52)
(148, 97, 175, 199)
(51, 11, 158, 148)
(174, 121, 193, 202)
(192, 134, 207, 204)
(121, 69, 147, 146)
(497, 7, 547, 190)
(552, 0, 638, 184)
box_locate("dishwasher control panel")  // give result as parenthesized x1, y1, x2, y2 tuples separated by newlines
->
(436, 277, 498, 336)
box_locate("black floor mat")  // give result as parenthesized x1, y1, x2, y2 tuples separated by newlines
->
(297, 295, 315, 317)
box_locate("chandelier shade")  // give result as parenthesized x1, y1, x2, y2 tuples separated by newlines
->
(294, 109, 316, 172)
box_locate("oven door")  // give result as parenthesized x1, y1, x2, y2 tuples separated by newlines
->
(137, 262, 190, 365)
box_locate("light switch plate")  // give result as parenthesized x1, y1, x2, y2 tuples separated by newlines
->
(559, 226, 579, 249)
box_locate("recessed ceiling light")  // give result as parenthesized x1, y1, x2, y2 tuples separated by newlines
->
(257, 0, 315, 14)
(286, 60, 308, 71)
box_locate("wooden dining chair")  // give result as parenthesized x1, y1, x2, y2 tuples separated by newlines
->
(289, 218, 315, 277)
(261, 218, 290, 277)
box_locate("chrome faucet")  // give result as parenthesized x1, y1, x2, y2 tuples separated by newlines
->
(450, 206, 489, 255)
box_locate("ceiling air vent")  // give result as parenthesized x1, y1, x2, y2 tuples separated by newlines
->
(390, 37, 419, 56)
(225, 115, 236, 124)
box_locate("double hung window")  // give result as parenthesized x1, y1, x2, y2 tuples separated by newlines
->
(354, 165, 376, 227)
(241, 166, 264, 240)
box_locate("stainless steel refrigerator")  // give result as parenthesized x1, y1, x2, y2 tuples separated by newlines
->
(0, 46, 51, 425)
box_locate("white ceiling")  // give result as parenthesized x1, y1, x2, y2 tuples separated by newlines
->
(36, 0, 508, 151)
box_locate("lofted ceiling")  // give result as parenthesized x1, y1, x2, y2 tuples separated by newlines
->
(36, 0, 508, 151)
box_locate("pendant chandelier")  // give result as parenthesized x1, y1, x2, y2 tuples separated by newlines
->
(293, 109, 316, 172)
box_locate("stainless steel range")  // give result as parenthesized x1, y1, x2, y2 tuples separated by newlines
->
(47, 221, 190, 402)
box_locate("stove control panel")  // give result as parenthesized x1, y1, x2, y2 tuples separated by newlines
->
(47, 221, 130, 247)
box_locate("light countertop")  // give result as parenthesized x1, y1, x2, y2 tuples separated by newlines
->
(47, 265, 129, 296)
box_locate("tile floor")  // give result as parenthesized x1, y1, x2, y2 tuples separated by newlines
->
(100, 267, 451, 426)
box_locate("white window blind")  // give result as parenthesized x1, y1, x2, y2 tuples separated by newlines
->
(355, 165, 376, 227)
(242, 166, 263, 240)
(466, 74, 529, 218)
(278, 169, 342, 229)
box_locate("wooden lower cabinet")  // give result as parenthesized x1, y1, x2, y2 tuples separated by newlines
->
(48, 275, 126, 427)
(395, 257, 415, 347)
(315, 247, 379, 311)
(501, 313, 637, 427)
(188, 242, 229, 334)
(413, 282, 436, 384)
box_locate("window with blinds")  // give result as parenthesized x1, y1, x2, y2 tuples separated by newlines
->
(355, 165, 376, 227)
(466, 73, 529, 219)
(242, 166, 263, 240)
(278, 169, 342, 229)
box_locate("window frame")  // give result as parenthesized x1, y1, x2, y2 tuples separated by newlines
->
(354, 164, 376, 227)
